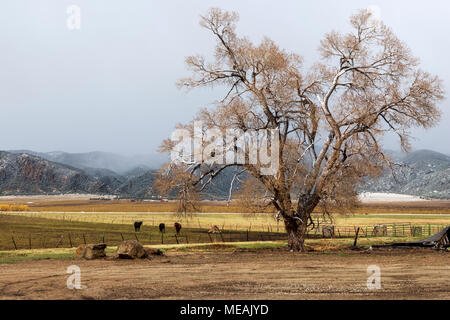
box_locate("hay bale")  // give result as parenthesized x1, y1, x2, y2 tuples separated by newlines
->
(322, 225, 335, 238)
(76, 243, 107, 260)
(115, 240, 147, 259)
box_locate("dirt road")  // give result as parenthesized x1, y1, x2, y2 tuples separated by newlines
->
(0, 249, 448, 300)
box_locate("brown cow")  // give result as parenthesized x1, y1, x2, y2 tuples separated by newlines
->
(208, 225, 221, 234)
(174, 222, 182, 235)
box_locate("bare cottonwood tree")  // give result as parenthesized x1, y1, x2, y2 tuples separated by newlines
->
(159, 8, 444, 251)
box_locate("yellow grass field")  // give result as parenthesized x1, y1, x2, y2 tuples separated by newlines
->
(2, 210, 449, 233)
(0, 198, 449, 233)
(1, 198, 450, 214)
(0, 200, 275, 214)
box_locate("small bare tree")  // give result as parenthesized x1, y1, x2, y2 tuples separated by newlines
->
(159, 8, 444, 251)
(235, 176, 272, 214)
(154, 163, 201, 216)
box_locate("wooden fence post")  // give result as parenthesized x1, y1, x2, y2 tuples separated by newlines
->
(83, 234, 86, 245)
(120, 233, 124, 241)
(11, 235, 17, 250)
(56, 235, 63, 248)
(28, 234, 32, 250)
(353, 227, 361, 247)
(68, 233, 73, 248)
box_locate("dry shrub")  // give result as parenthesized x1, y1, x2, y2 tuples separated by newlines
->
(0, 204, 30, 212)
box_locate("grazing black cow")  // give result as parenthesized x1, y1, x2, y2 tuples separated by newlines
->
(134, 221, 143, 232)
(159, 223, 166, 233)
(174, 222, 182, 235)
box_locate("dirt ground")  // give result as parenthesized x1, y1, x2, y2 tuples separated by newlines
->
(0, 249, 448, 300)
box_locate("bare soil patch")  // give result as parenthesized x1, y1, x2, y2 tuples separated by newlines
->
(0, 249, 448, 300)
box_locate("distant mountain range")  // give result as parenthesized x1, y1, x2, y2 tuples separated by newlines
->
(7, 150, 166, 174)
(362, 149, 450, 199)
(0, 149, 449, 199)
(0, 151, 101, 195)
(0, 151, 158, 197)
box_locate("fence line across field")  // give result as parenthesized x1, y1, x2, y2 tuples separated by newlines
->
(6, 229, 288, 250)
(311, 223, 448, 238)
(4, 222, 448, 251)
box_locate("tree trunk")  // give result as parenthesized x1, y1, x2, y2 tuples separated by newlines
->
(285, 218, 308, 252)
(277, 195, 317, 251)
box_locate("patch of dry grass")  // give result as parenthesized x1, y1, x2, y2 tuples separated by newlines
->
(2, 200, 273, 214)
(0, 205, 30, 212)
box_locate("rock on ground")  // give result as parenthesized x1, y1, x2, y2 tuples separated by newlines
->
(145, 247, 164, 256)
(115, 240, 148, 259)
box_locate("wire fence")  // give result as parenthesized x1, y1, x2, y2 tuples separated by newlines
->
(3, 212, 449, 239)
(5, 228, 288, 251)
(2, 209, 448, 251)
(309, 223, 449, 239)
(4, 223, 448, 251)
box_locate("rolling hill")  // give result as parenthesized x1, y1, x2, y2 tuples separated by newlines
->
(0, 151, 99, 195)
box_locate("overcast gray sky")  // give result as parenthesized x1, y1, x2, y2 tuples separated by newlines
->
(1, 0, 449, 157)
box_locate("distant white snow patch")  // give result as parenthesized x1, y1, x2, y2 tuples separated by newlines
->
(358, 192, 427, 203)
